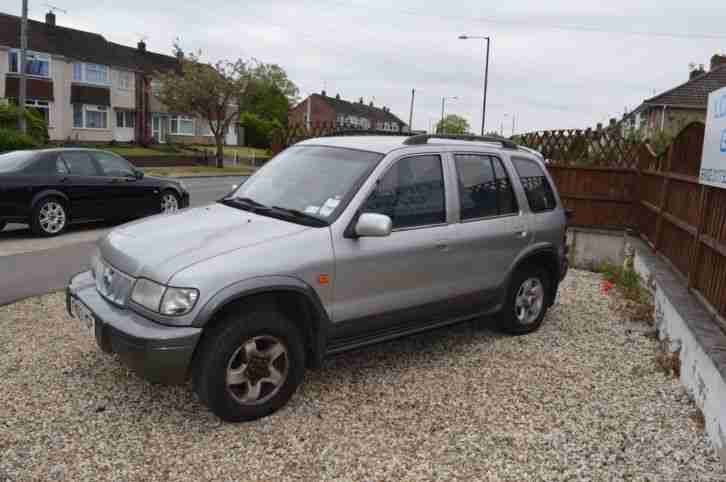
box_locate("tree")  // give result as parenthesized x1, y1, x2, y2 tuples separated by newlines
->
(155, 47, 250, 168)
(436, 115, 469, 135)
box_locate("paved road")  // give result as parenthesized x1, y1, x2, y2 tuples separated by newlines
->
(0, 177, 245, 306)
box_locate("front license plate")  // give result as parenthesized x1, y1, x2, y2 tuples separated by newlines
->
(70, 297, 95, 334)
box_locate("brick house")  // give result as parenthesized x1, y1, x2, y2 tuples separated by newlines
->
(289, 91, 408, 132)
(625, 54, 726, 136)
(0, 11, 239, 145)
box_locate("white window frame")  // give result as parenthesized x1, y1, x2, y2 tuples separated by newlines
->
(25, 99, 51, 126)
(170, 115, 195, 136)
(115, 110, 136, 129)
(9, 50, 51, 78)
(117, 70, 132, 91)
(73, 104, 109, 130)
(72, 62, 110, 86)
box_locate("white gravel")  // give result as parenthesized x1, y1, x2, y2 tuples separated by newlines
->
(1, 269, 724, 481)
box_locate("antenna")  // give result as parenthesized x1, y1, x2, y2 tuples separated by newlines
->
(43, 3, 68, 14)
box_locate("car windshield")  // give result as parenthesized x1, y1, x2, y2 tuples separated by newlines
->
(227, 146, 383, 224)
(0, 151, 36, 173)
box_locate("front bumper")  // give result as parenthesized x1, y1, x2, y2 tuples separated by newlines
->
(67, 270, 202, 385)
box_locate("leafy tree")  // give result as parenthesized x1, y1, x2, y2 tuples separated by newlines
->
(0, 102, 48, 145)
(436, 115, 470, 135)
(240, 112, 282, 149)
(155, 48, 249, 167)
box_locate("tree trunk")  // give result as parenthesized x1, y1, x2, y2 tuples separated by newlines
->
(215, 136, 224, 168)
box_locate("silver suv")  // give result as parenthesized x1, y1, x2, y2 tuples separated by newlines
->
(67, 134, 568, 422)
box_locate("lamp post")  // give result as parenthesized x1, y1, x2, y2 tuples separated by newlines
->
(458, 34, 490, 136)
(440, 96, 458, 134)
(18, 0, 29, 133)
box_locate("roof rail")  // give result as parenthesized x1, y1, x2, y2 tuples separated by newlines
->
(403, 134, 518, 150)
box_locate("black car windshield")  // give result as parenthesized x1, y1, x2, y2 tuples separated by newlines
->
(0, 151, 36, 173)
(227, 146, 383, 224)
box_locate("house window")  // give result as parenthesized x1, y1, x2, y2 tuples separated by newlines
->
(25, 100, 51, 126)
(150, 80, 162, 96)
(170, 116, 194, 135)
(9, 50, 50, 77)
(73, 104, 108, 129)
(72, 62, 109, 85)
(115, 111, 136, 128)
(118, 71, 132, 90)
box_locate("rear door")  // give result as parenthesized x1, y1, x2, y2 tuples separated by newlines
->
(449, 153, 531, 299)
(58, 151, 110, 220)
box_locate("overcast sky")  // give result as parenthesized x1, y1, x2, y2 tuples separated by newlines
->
(10, 0, 726, 133)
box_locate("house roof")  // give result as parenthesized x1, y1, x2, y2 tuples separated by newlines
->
(0, 12, 178, 73)
(640, 63, 726, 110)
(313, 93, 407, 126)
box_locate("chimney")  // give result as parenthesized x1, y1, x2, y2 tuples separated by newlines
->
(359, 97, 363, 104)
(335, 93, 340, 100)
(369, 101, 373, 107)
(45, 11, 56, 26)
(321, 90, 326, 97)
(710, 54, 726, 71)
(690, 63, 706, 80)
(138, 41, 146, 52)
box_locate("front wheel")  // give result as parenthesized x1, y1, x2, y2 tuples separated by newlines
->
(497, 267, 551, 335)
(192, 307, 305, 422)
(160, 190, 180, 214)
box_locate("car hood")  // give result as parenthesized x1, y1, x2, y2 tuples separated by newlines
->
(98, 203, 310, 283)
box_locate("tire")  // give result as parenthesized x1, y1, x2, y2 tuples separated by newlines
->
(192, 306, 306, 422)
(30, 197, 68, 237)
(160, 190, 180, 214)
(497, 266, 551, 335)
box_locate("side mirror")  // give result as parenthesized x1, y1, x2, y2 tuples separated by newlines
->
(355, 213, 392, 238)
(134, 170, 144, 180)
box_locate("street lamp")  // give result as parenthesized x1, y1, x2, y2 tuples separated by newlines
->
(459, 34, 490, 136)
(440, 96, 459, 134)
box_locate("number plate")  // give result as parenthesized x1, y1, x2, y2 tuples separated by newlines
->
(70, 297, 95, 334)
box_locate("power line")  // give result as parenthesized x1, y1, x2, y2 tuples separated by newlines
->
(325, 0, 726, 40)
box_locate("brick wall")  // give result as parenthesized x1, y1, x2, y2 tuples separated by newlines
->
(289, 94, 337, 126)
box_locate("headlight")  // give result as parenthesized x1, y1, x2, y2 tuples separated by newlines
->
(131, 278, 166, 312)
(160, 287, 199, 316)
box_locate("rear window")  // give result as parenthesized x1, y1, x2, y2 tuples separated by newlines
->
(0, 151, 36, 173)
(512, 157, 557, 212)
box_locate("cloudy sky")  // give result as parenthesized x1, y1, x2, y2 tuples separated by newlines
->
(10, 0, 726, 134)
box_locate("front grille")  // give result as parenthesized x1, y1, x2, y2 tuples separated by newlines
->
(94, 258, 135, 307)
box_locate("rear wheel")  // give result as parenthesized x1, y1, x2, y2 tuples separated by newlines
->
(497, 267, 551, 335)
(31, 197, 68, 237)
(192, 307, 305, 422)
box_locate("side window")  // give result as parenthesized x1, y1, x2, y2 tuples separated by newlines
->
(60, 151, 99, 176)
(93, 152, 135, 177)
(363, 155, 446, 229)
(454, 154, 518, 220)
(512, 158, 557, 212)
(55, 156, 70, 175)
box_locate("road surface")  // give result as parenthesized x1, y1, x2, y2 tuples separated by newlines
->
(0, 176, 245, 306)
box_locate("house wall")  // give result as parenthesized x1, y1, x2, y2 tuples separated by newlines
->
(644, 107, 705, 137)
(289, 95, 336, 126)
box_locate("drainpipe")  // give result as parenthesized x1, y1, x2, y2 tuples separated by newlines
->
(661, 105, 667, 131)
(306, 96, 312, 130)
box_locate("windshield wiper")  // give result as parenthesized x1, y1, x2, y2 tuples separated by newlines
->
(219, 196, 270, 212)
(271, 206, 327, 226)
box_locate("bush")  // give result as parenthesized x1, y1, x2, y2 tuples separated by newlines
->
(0, 102, 49, 145)
(240, 112, 281, 149)
(0, 128, 37, 152)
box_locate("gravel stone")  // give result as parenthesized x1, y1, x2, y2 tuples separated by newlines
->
(0, 269, 724, 481)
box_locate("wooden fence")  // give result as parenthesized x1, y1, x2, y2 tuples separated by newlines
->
(520, 123, 726, 331)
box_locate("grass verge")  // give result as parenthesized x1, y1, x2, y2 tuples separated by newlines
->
(142, 165, 256, 177)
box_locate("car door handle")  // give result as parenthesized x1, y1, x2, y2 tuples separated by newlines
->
(515, 230, 528, 239)
(435, 242, 450, 251)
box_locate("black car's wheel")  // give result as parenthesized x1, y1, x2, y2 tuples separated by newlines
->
(497, 266, 551, 335)
(160, 190, 180, 214)
(192, 306, 305, 422)
(31, 197, 68, 237)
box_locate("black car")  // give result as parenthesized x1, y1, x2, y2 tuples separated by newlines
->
(0, 148, 189, 236)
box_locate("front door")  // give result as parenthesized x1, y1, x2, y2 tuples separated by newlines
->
(57, 151, 112, 220)
(91, 151, 158, 217)
(152, 114, 170, 143)
(330, 153, 459, 341)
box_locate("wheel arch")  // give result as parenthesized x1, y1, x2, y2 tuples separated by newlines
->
(506, 245, 561, 306)
(193, 276, 330, 368)
(31, 189, 70, 210)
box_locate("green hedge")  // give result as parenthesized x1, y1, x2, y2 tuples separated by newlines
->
(0, 128, 37, 152)
(0, 102, 49, 146)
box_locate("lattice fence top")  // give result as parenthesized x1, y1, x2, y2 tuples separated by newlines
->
(516, 129, 644, 168)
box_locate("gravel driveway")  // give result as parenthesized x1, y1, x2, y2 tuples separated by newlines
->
(1, 269, 723, 481)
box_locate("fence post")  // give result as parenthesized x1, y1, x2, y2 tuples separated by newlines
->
(688, 185, 709, 289)
(652, 147, 673, 251)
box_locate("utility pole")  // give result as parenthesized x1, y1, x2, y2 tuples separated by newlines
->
(19, 0, 29, 133)
(408, 88, 415, 132)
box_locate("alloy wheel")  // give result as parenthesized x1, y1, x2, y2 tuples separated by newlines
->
(38, 201, 66, 234)
(226, 336, 289, 406)
(161, 193, 179, 213)
(514, 277, 545, 325)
